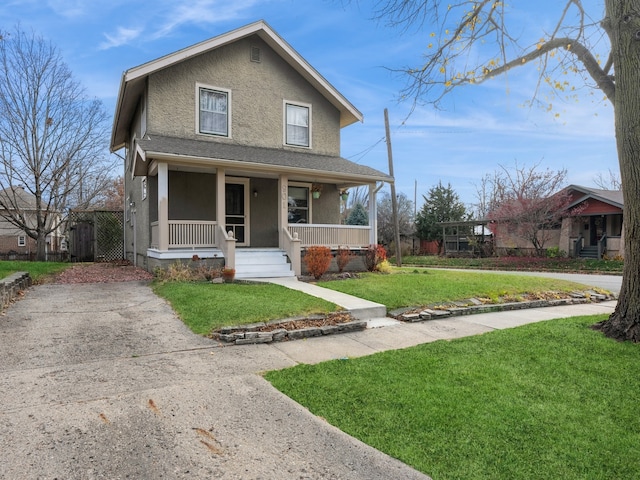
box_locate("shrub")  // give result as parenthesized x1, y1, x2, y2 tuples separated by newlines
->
(364, 244, 387, 272)
(377, 259, 392, 273)
(546, 247, 566, 258)
(304, 246, 332, 280)
(155, 259, 221, 282)
(336, 246, 355, 273)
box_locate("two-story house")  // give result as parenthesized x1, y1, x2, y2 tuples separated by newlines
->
(110, 20, 392, 278)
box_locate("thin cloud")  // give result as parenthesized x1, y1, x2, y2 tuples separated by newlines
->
(151, 0, 265, 40)
(45, 0, 87, 18)
(100, 26, 143, 50)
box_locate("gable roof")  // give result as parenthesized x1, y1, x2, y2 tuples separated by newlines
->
(565, 184, 623, 210)
(111, 20, 363, 152)
(0, 186, 38, 210)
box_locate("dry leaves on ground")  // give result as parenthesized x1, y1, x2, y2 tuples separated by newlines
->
(49, 262, 154, 284)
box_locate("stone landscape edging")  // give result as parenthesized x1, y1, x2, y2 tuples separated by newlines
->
(213, 290, 616, 346)
(211, 316, 367, 345)
(389, 290, 615, 322)
(1, 271, 31, 309)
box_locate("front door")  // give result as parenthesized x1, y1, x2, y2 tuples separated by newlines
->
(225, 178, 249, 246)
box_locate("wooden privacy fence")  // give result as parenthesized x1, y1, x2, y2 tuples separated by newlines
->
(69, 210, 124, 262)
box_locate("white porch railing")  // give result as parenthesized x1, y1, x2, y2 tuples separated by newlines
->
(151, 220, 217, 248)
(288, 224, 371, 248)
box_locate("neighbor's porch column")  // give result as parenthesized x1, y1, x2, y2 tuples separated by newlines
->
(158, 162, 169, 251)
(278, 175, 289, 248)
(368, 183, 377, 245)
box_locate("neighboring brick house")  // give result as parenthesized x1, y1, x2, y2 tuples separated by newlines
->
(493, 185, 625, 259)
(438, 185, 624, 259)
(110, 20, 392, 277)
(0, 186, 65, 258)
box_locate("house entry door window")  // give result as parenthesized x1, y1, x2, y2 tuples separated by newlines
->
(225, 180, 249, 245)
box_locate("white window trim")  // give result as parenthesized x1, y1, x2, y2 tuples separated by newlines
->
(288, 181, 313, 224)
(18, 235, 26, 247)
(196, 83, 232, 138)
(283, 100, 312, 148)
(141, 177, 147, 200)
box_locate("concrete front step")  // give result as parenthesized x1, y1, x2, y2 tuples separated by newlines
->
(234, 249, 295, 279)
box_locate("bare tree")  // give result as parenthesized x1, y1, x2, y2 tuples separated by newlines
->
(360, 0, 640, 342)
(377, 190, 414, 252)
(593, 169, 622, 190)
(485, 162, 570, 256)
(0, 27, 112, 260)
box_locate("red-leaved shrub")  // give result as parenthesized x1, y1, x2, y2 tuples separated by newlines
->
(336, 246, 355, 273)
(364, 244, 387, 272)
(304, 246, 332, 279)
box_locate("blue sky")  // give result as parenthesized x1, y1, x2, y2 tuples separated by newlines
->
(1, 0, 617, 210)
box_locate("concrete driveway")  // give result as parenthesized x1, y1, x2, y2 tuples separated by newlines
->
(0, 281, 428, 479)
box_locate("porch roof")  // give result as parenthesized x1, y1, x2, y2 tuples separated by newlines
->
(565, 185, 623, 211)
(137, 134, 394, 184)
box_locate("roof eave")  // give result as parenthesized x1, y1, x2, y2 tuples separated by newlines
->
(146, 150, 392, 183)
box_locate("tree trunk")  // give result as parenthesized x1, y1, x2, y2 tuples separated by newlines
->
(594, 1, 640, 342)
(35, 231, 47, 262)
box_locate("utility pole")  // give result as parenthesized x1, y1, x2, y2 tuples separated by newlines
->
(384, 108, 402, 267)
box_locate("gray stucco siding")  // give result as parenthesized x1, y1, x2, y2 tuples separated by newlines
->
(146, 35, 341, 156)
(168, 171, 217, 221)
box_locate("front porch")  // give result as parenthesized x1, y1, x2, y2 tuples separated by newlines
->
(148, 219, 374, 277)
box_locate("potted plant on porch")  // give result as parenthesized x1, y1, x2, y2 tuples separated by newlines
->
(311, 184, 323, 199)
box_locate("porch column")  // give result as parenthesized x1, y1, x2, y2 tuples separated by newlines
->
(278, 175, 289, 248)
(216, 168, 225, 230)
(158, 162, 169, 251)
(368, 183, 377, 245)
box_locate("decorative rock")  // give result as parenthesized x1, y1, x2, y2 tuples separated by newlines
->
(271, 329, 288, 341)
(336, 321, 367, 332)
(320, 325, 340, 335)
(289, 327, 322, 339)
(236, 336, 272, 345)
(400, 313, 422, 322)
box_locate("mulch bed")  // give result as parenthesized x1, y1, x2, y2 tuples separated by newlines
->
(247, 311, 355, 333)
(47, 261, 155, 284)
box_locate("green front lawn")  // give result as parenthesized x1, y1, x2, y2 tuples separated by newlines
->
(399, 255, 624, 274)
(153, 270, 590, 335)
(152, 281, 338, 334)
(319, 269, 588, 310)
(0, 260, 69, 282)
(265, 315, 640, 479)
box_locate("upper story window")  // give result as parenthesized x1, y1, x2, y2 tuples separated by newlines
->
(18, 235, 26, 247)
(285, 102, 311, 148)
(198, 84, 230, 137)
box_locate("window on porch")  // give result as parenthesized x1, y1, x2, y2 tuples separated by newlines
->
(288, 185, 309, 223)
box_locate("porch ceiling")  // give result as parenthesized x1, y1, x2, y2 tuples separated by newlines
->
(137, 134, 393, 184)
